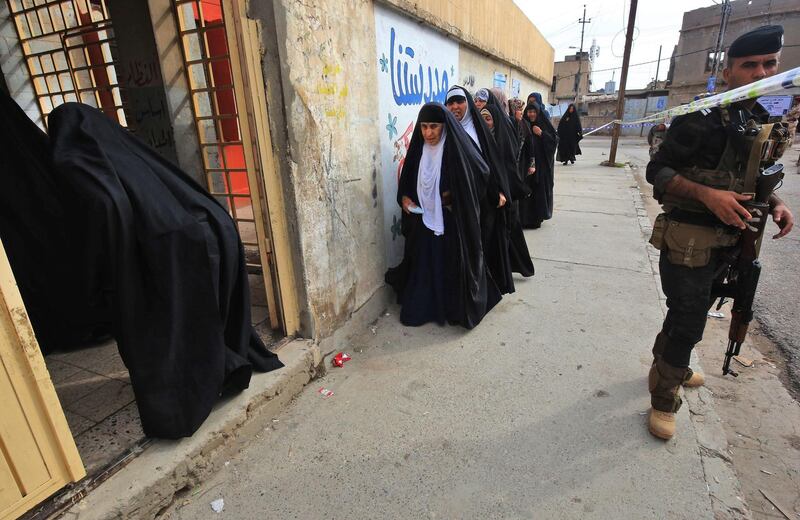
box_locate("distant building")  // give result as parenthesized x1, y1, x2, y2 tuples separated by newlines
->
(604, 80, 616, 94)
(668, 0, 800, 107)
(572, 88, 669, 137)
(550, 51, 592, 106)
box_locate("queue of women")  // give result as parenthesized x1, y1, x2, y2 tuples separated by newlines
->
(386, 86, 579, 329)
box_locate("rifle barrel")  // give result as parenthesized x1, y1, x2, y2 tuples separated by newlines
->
(723, 339, 741, 377)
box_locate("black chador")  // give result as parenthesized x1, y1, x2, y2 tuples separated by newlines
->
(484, 91, 535, 278)
(0, 89, 92, 352)
(1, 98, 283, 439)
(445, 86, 515, 295)
(385, 103, 501, 328)
(519, 101, 557, 229)
(557, 103, 583, 165)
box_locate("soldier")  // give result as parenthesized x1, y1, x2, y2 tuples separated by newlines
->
(646, 122, 667, 160)
(645, 25, 794, 440)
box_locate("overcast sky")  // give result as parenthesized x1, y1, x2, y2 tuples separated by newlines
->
(514, 0, 721, 92)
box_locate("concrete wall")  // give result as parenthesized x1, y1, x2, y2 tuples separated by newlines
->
(255, 0, 385, 339)
(458, 45, 549, 103)
(668, 0, 800, 107)
(379, 0, 554, 85)
(580, 93, 668, 137)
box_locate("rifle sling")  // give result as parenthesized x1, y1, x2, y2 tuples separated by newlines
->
(744, 123, 773, 195)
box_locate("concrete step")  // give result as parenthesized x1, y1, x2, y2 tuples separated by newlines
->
(60, 340, 321, 519)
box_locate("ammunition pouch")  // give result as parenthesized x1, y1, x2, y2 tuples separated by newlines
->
(649, 213, 668, 250)
(758, 122, 791, 164)
(649, 214, 739, 268)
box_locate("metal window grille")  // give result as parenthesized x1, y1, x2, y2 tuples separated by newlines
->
(6, 0, 125, 126)
(173, 0, 260, 264)
(173, 0, 280, 330)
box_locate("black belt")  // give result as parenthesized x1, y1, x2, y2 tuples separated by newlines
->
(667, 209, 734, 230)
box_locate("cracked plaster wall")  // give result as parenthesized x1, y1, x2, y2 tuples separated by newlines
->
(260, 0, 384, 338)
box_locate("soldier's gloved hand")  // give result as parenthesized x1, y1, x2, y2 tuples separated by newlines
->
(770, 203, 794, 239)
(701, 189, 752, 229)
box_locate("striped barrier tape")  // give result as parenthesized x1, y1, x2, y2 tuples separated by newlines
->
(582, 65, 800, 137)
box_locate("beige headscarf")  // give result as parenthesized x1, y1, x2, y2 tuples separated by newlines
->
(490, 87, 508, 110)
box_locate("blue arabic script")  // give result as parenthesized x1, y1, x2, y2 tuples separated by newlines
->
(389, 27, 449, 106)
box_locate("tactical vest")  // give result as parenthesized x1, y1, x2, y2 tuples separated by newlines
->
(661, 108, 790, 215)
(650, 109, 790, 268)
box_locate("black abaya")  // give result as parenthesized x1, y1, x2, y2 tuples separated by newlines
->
(0, 90, 100, 352)
(484, 93, 534, 278)
(8, 102, 284, 439)
(450, 86, 515, 295)
(519, 102, 557, 228)
(557, 105, 583, 163)
(386, 103, 501, 329)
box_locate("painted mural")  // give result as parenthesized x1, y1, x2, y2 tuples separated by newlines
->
(374, 5, 460, 264)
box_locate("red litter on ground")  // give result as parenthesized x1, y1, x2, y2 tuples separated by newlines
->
(332, 352, 351, 367)
(318, 387, 334, 398)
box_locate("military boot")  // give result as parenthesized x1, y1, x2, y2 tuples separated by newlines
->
(648, 358, 689, 440)
(649, 331, 704, 388)
(682, 367, 705, 388)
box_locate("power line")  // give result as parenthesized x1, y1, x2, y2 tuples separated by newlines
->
(544, 20, 579, 40)
(558, 43, 800, 82)
(554, 46, 713, 81)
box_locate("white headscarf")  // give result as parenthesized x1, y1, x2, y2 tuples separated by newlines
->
(447, 87, 481, 151)
(417, 127, 447, 236)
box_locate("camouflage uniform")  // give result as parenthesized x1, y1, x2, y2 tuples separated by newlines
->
(645, 102, 770, 413)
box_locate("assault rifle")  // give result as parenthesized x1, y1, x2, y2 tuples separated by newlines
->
(711, 163, 784, 376)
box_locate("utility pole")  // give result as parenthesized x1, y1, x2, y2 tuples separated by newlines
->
(607, 0, 637, 166)
(708, 0, 732, 93)
(642, 45, 663, 137)
(653, 44, 662, 90)
(574, 4, 591, 103)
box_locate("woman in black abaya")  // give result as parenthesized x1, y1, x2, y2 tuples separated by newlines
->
(557, 103, 583, 165)
(48, 103, 284, 438)
(511, 98, 535, 183)
(0, 95, 283, 439)
(519, 102, 557, 229)
(445, 85, 515, 295)
(483, 92, 535, 278)
(526, 93, 558, 157)
(386, 103, 501, 329)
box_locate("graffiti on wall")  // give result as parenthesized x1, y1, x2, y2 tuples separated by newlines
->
(116, 51, 177, 161)
(316, 62, 349, 120)
(374, 5, 459, 264)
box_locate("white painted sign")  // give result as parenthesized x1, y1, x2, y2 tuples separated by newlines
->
(374, 5, 460, 264)
(758, 95, 792, 117)
(493, 72, 507, 90)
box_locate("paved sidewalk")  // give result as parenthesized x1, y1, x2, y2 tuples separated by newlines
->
(165, 143, 744, 519)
